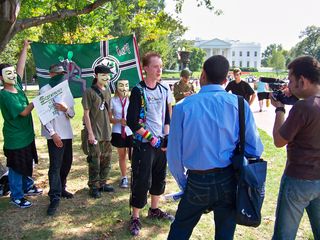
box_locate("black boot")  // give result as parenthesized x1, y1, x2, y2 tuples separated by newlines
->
(99, 184, 115, 192)
(47, 198, 60, 216)
(89, 187, 101, 198)
(61, 189, 74, 199)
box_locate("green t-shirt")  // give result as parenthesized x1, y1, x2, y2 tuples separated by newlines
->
(0, 76, 35, 149)
(81, 86, 112, 141)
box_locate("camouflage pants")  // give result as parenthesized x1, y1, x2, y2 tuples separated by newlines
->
(87, 141, 112, 189)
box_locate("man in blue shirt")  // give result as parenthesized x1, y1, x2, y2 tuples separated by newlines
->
(167, 55, 263, 240)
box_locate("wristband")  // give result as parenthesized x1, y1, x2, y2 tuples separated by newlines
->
(142, 130, 153, 141)
(275, 107, 285, 114)
(150, 136, 161, 148)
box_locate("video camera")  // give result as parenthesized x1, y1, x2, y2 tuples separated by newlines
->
(260, 77, 299, 105)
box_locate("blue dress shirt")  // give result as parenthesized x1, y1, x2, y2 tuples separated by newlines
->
(167, 84, 264, 190)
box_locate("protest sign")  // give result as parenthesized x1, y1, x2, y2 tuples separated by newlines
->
(33, 80, 74, 125)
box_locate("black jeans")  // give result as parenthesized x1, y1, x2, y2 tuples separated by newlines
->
(47, 139, 73, 200)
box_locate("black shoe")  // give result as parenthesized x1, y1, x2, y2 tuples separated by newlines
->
(47, 198, 60, 216)
(148, 208, 175, 222)
(61, 190, 74, 199)
(89, 188, 101, 198)
(99, 184, 115, 192)
(129, 217, 142, 236)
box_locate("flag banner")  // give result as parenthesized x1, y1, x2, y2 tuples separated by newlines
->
(31, 35, 143, 98)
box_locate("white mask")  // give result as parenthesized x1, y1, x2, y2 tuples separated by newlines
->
(117, 80, 129, 97)
(97, 73, 110, 85)
(1, 66, 17, 85)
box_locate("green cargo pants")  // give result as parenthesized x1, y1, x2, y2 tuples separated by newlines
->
(87, 141, 112, 189)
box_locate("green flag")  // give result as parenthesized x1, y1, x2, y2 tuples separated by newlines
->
(31, 35, 143, 98)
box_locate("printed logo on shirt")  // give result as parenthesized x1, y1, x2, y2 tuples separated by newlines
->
(147, 95, 162, 104)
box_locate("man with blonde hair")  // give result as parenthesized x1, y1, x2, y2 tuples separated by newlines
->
(127, 52, 173, 236)
(225, 68, 256, 105)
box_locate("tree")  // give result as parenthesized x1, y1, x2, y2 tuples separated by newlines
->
(268, 49, 285, 74)
(0, 0, 114, 52)
(291, 25, 320, 61)
(0, 0, 218, 54)
(261, 44, 283, 67)
(189, 47, 206, 72)
(0, 0, 186, 76)
(174, 0, 222, 15)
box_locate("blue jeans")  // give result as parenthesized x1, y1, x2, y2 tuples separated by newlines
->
(168, 166, 237, 240)
(273, 175, 320, 240)
(8, 168, 34, 200)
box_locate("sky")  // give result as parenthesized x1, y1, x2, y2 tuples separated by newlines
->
(165, 0, 320, 51)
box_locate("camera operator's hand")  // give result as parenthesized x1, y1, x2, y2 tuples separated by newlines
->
(270, 94, 284, 108)
(282, 86, 292, 97)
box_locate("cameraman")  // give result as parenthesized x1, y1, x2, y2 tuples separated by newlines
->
(271, 56, 320, 240)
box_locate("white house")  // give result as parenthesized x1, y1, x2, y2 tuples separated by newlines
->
(195, 38, 261, 69)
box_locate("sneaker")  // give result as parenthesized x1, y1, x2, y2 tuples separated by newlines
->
(89, 188, 101, 198)
(10, 198, 32, 208)
(61, 190, 74, 199)
(129, 217, 141, 236)
(147, 208, 175, 222)
(119, 177, 128, 188)
(99, 184, 115, 192)
(24, 185, 43, 196)
(47, 198, 60, 216)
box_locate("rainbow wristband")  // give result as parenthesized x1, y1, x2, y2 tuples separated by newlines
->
(142, 130, 153, 141)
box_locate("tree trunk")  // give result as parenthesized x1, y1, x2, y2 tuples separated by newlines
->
(0, 0, 21, 53)
(0, 0, 110, 53)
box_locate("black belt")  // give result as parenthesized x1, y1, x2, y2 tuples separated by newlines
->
(188, 165, 232, 175)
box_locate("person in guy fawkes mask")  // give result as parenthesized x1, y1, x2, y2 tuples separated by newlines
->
(109, 79, 133, 188)
(82, 65, 114, 198)
(0, 40, 42, 209)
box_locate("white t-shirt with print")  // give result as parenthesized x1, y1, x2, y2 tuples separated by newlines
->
(159, 80, 174, 104)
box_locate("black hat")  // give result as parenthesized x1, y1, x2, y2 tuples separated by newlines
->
(94, 65, 112, 74)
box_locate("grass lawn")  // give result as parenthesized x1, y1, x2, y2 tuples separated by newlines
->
(0, 90, 314, 240)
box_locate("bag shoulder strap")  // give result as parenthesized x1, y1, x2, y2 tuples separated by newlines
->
(91, 85, 109, 112)
(91, 85, 104, 100)
(237, 95, 245, 154)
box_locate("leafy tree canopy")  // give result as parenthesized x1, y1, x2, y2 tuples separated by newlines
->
(290, 25, 320, 61)
(268, 49, 285, 74)
(0, 0, 219, 76)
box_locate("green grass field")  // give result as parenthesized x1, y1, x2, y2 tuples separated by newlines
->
(0, 91, 314, 240)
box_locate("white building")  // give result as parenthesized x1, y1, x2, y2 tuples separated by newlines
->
(195, 38, 261, 69)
